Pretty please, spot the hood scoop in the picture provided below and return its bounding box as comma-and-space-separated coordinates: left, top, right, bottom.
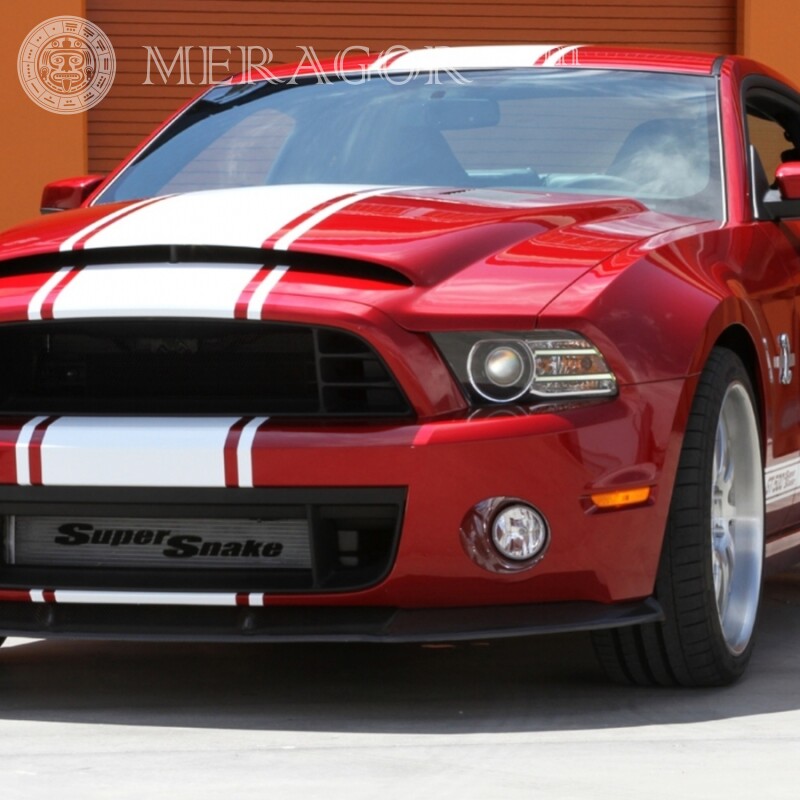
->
0, 244, 413, 287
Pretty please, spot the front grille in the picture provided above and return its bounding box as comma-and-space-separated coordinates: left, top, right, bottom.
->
0, 321, 411, 417
0, 486, 405, 593
12, 516, 312, 569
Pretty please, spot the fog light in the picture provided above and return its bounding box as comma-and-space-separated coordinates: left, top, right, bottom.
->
491, 504, 548, 561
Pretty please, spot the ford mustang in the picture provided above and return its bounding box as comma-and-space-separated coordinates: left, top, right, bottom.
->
1, 44, 799, 686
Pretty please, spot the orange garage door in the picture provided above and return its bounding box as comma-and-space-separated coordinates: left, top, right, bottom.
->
87, 0, 737, 174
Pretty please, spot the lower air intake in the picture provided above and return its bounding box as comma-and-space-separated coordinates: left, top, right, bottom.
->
0, 487, 405, 593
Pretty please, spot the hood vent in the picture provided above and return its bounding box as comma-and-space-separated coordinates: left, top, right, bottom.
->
0, 245, 413, 287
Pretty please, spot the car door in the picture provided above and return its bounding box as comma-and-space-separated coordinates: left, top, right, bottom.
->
744, 85, 800, 534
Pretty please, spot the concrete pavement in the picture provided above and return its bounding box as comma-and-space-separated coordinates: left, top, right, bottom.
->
1, 571, 800, 798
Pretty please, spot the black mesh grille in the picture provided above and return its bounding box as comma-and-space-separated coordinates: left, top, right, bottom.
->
0, 321, 411, 417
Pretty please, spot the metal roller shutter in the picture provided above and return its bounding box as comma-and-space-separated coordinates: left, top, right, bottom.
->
87, 0, 737, 174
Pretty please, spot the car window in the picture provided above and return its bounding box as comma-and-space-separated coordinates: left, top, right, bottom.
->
745, 89, 800, 216
444, 94, 715, 200
97, 69, 723, 220
747, 111, 790, 181
159, 108, 295, 194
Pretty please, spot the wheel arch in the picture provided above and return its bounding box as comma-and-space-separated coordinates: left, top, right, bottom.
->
683, 290, 774, 457
713, 323, 767, 449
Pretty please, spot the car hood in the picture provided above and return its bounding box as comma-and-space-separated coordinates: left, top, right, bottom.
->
0, 184, 700, 324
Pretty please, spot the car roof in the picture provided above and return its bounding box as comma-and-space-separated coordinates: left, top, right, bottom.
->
229, 44, 723, 85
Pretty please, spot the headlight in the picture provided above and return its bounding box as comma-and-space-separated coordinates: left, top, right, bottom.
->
467, 339, 533, 402
434, 330, 617, 404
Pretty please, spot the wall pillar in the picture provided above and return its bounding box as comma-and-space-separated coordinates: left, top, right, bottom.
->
0, 2, 88, 232
740, 0, 800, 85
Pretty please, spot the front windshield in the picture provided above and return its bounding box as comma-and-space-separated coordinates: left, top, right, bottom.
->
97, 68, 723, 220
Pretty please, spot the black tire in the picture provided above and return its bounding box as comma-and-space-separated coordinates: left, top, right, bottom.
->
592, 348, 765, 686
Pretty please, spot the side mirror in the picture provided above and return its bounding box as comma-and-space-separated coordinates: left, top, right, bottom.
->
40, 175, 104, 214
775, 162, 800, 200
763, 161, 800, 220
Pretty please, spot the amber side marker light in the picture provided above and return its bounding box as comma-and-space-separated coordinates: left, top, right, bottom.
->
590, 487, 651, 510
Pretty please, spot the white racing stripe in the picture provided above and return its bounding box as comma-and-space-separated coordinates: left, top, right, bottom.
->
369, 45, 573, 72
47, 262, 266, 319
73, 184, 378, 251
236, 417, 267, 487
42, 184, 398, 319
15, 416, 49, 486
245, 264, 289, 320
37, 417, 242, 487
33, 590, 241, 606
272, 186, 407, 250
28, 267, 75, 320
23, 590, 270, 606
59, 197, 165, 252
247, 593, 267, 606
542, 45, 583, 66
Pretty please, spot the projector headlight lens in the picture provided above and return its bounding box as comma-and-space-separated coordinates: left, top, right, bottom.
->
485, 346, 525, 386
467, 339, 533, 402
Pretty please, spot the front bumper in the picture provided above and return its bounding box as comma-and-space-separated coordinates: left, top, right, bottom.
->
0, 378, 687, 634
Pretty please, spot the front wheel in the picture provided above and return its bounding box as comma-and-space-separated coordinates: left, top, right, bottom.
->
593, 348, 765, 686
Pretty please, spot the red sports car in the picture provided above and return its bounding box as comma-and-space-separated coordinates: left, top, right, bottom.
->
0, 44, 798, 686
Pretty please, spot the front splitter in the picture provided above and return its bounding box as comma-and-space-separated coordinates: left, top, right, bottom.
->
0, 596, 664, 643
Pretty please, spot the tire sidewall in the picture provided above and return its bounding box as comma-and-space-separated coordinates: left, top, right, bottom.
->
660, 348, 764, 684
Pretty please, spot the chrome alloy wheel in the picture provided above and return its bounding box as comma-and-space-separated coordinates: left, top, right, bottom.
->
711, 381, 764, 656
